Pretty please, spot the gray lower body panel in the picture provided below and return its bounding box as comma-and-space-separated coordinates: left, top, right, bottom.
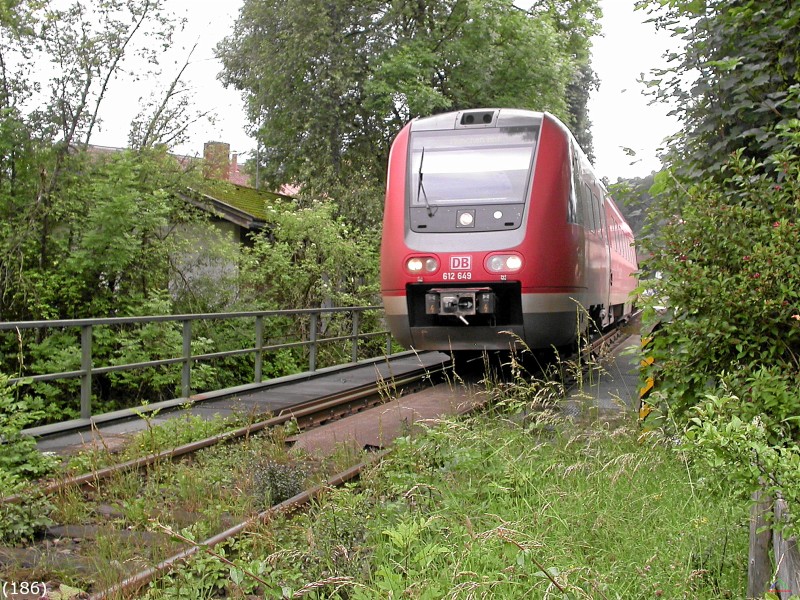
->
385, 293, 583, 351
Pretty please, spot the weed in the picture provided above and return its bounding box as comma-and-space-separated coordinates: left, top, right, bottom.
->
0, 487, 54, 544
51, 483, 92, 524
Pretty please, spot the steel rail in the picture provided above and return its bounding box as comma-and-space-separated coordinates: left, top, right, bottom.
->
1, 361, 446, 505
88, 450, 390, 600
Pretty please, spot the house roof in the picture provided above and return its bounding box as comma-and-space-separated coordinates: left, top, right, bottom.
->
85, 143, 292, 231
228, 156, 250, 187
184, 179, 294, 230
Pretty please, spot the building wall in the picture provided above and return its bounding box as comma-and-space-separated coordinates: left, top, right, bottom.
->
168, 218, 244, 307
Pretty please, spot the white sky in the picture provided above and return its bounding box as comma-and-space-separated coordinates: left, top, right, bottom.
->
587, 1, 681, 181
90, 0, 681, 181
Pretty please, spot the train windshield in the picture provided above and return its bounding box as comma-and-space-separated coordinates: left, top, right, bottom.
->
409, 126, 538, 206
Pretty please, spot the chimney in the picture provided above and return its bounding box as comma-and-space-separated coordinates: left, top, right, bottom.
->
203, 141, 230, 180
230, 152, 238, 176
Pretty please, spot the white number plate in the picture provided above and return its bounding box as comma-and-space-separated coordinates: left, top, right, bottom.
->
442, 272, 472, 280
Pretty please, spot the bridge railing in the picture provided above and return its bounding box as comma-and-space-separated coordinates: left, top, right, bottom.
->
0, 306, 394, 432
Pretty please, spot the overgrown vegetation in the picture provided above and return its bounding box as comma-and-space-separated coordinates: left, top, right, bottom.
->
1, 0, 602, 437
636, 0, 800, 547
0, 375, 57, 543
141, 412, 748, 599
2, 414, 330, 587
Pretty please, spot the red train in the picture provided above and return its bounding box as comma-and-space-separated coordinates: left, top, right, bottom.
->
380, 108, 637, 354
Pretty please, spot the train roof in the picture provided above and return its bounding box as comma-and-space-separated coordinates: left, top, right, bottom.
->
409, 108, 546, 132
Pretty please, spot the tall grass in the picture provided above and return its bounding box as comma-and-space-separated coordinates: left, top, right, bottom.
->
209, 414, 747, 599
142, 349, 749, 599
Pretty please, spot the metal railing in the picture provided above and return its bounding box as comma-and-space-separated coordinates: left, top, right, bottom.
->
1, 306, 393, 424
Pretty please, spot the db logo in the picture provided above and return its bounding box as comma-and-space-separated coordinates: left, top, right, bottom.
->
450, 256, 471, 270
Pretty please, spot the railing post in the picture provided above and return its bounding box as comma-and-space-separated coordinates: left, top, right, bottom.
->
386, 332, 393, 357
351, 310, 360, 363
255, 316, 264, 383
80, 325, 92, 419
182, 320, 191, 398
309, 312, 318, 372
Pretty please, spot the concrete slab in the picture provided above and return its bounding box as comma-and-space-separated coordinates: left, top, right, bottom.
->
36, 351, 448, 455
288, 382, 482, 457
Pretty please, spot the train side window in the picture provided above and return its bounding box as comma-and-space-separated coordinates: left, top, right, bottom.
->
597, 196, 607, 243
591, 192, 602, 236
567, 177, 578, 224
568, 155, 580, 224
583, 183, 594, 230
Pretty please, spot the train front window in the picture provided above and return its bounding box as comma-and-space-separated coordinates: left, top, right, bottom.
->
409, 126, 538, 207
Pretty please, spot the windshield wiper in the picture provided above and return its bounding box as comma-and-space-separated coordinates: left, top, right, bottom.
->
417, 147, 435, 217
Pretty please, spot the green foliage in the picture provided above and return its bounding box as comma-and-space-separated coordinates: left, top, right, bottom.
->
638, 0, 800, 544
197, 417, 745, 599
152, 544, 231, 600
0, 479, 54, 545
638, 0, 800, 176
685, 388, 800, 537
239, 198, 379, 311
0, 373, 56, 544
0, 0, 386, 436
0, 373, 57, 479
0, 146, 221, 322
608, 172, 657, 238
0, 0, 223, 323
640, 132, 800, 418
251, 459, 308, 508
527, 0, 603, 161
218, 0, 386, 196
363, 419, 746, 598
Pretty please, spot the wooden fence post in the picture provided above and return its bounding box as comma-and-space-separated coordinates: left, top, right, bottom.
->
773, 498, 800, 599
749, 490, 773, 598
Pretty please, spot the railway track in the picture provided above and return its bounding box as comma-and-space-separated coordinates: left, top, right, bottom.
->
1, 323, 638, 599
0, 356, 448, 596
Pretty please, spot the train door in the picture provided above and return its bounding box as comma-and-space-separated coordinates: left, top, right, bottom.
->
597, 194, 613, 327
570, 149, 587, 283
591, 190, 611, 327
579, 181, 606, 327
569, 147, 589, 334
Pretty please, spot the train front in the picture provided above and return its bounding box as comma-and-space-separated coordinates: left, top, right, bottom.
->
380, 108, 578, 352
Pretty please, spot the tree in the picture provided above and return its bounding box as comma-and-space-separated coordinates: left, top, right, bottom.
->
217, 0, 599, 224
526, 0, 602, 160
238, 197, 379, 311
638, 0, 800, 177
129, 43, 216, 150
608, 172, 656, 238
636, 0, 800, 408
217, 0, 385, 195
0, 0, 202, 321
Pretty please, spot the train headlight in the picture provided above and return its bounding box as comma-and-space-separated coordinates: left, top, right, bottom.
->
406, 256, 439, 274
457, 210, 475, 227
486, 254, 523, 273
506, 255, 522, 270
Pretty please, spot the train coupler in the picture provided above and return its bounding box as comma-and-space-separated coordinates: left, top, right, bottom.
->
425, 288, 496, 322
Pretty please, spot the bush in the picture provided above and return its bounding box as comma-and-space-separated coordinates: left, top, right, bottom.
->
640, 124, 800, 540
640, 124, 800, 419
0, 374, 57, 543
